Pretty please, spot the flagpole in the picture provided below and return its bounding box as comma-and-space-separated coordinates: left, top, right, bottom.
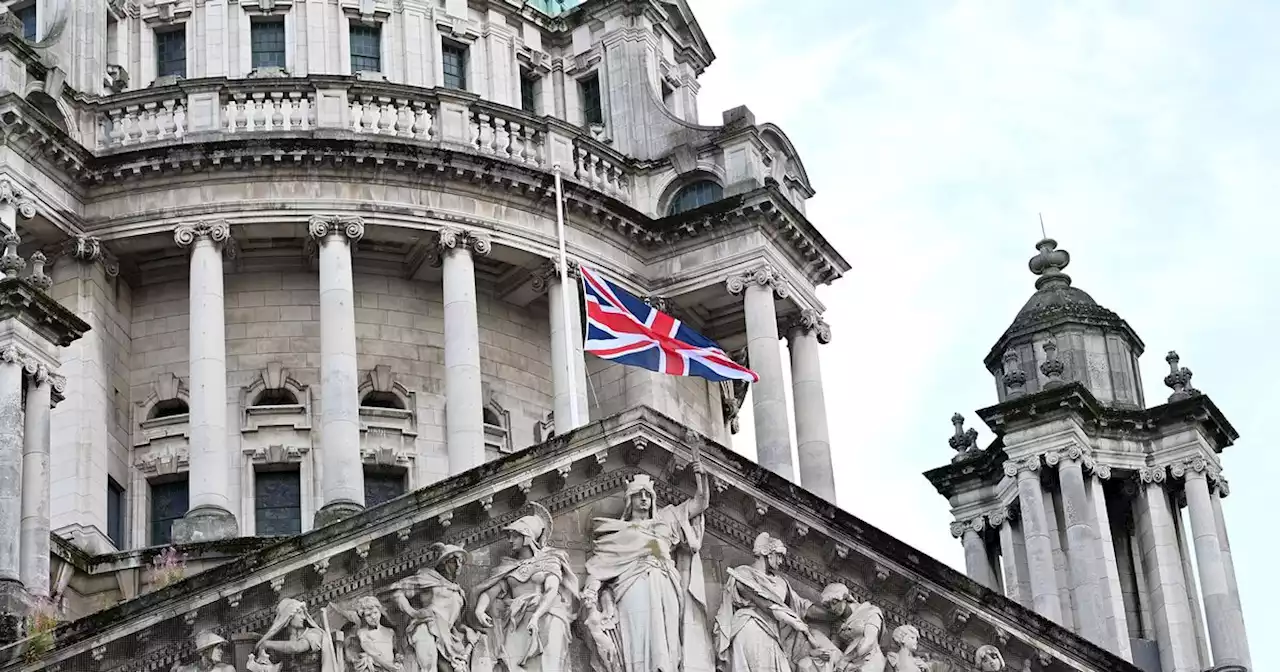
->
553, 164, 582, 429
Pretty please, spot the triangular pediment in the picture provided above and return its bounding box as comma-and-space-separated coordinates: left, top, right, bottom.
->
6, 407, 1134, 672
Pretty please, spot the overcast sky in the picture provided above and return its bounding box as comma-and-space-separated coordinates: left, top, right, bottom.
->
691, 0, 1277, 667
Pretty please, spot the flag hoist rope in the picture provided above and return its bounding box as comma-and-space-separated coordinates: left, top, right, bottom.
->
553, 165, 582, 429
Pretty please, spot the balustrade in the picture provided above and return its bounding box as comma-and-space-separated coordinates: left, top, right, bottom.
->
470, 104, 546, 167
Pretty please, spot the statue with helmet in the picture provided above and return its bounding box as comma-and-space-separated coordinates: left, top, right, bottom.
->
171, 630, 237, 672
388, 542, 479, 672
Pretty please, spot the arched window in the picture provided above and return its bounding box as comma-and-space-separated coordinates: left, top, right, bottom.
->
483, 408, 501, 426
253, 388, 298, 406
667, 180, 724, 216
148, 398, 189, 420
361, 391, 405, 410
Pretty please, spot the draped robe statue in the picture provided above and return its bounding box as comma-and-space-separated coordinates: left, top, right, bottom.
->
582, 466, 713, 672
714, 533, 813, 672
389, 543, 478, 672
250, 598, 339, 672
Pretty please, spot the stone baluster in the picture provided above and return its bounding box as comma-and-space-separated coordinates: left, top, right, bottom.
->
1005, 457, 1063, 623
19, 365, 55, 597
172, 221, 239, 542
952, 516, 996, 590
0, 347, 25, 584
1176, 459, 1245, 667
1210, 479, 1250, 669
1135, 467, 1200, 672
726, 266, 793, 481
1046, 447, 1107, 646
438, 227, 491, 474
309, 216, 367, 527
533, 260, 588, 435
786, 309, 835, 502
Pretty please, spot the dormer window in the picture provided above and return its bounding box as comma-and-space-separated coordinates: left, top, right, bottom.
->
148, 398, 189, 420
580, 73, 603, 126
668, 180, 724, 215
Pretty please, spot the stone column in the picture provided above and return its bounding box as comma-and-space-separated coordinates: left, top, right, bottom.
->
998, 514, 1033, 608
953, 517, 996, 590
172, 222, 238, 542
1006, 457, 1063, 623
726, 266, 793, 480
1048, 448, 1107, 646
1087, 470, 1133, 660
19, 366, 56, 598
439, 227, 491, 474
0, 347, 25, 585
1178, 460, 1244, 667
309, 216, 366, 527
1211, 479, 1250, 669
1135, 467, 1200, 672
535, 260, 588, 435
787, 309, 835, 502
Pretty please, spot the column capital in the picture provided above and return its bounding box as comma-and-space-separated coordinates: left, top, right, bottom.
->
1044, 445, 1094, 470
726, 265, 790, 299
174, 220, 233, 248
436, 226, 491, 257
1138, 465, 1167, 484
0, 177, 37, 219
1003, 456, 1040, 477
308, 215, 365, 243
786, 308, 832, 344
1167, 456, 1219, 481
530, 258, 580, 294
951, 515, 987, 538
41, 235, 122, 277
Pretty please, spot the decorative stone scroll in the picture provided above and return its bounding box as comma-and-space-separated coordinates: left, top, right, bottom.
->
436, 226, 491, 257
174, 220, 232, 248
787, 308, 833, 344
0, 177, 37, 220
308, 215, 366, 243
725, 264, 791, 300
41, 235, 122, 277
530, 258, 581, 294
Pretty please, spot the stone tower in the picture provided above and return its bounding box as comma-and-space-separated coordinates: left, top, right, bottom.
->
926, 238, 1251, 672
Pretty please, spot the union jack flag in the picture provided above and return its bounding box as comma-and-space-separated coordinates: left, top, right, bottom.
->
581, 265, 759, 383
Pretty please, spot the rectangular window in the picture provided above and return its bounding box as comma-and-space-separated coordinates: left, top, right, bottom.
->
251, 20, 287, 69
580, 73, 603, 126
16, 5, 36, 41
255, 470, 301, 536
520, 71, 539, 114
155, 27, 187, 79
349, 23, 382, 73
149, 478, 188, 546
107, 478, 126, 549
364, 469, 407, 508
442, 41, 468, 90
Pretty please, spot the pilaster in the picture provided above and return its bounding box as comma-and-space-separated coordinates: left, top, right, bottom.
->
726, 265, 792, 481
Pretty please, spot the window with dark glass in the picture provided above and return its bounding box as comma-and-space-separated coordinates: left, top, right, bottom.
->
255, 470, 301, 536
442, 41, 468, 90
668, 180, 724, 215
349, 24, 382, 73
150, 478, 188, 546
107, 478, 126, 549
155, 28, 187, 79
520, 71, 539, 114
148, 398, 189, 420
16, 5, 37, 41
251, 20, 286, 69
364, 469, 406, 508
253, 388, 298, 406
361, 390, 405, 409
580, 73, 603, 126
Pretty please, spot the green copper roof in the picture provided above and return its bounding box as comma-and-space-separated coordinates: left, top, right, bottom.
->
527, 0, 585, 17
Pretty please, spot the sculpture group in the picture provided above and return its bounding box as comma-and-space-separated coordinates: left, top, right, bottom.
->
180, 463, 1005, 672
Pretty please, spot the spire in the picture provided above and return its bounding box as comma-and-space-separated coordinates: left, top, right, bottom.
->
1164, 351, 1200, 402
1028, 238, 1071, 290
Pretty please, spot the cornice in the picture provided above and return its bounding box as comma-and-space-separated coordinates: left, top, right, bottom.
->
0, 277, 91, 347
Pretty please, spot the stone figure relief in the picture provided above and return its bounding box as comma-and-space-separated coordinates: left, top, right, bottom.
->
171, 631, 236, 672
713, 532, 814, 672
473, 503, 580, 672
249, 597, 339, 672
974, 645, 1005, 672
581, 463, 713, 672
389, 543, 478, 672
884, 625, 928, 672
329, 595, 405, 672
796, 583, 884, 672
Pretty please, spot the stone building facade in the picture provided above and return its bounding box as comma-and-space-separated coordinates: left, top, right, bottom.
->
0, 1, 1246, 672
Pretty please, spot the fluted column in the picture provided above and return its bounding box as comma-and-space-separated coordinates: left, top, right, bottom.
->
1006, 457, 1063, 623
953, 517, 996, 590
309, 216, 366, 527
787, 309, 835, 502
0, 347, 25, 584
727, 266, 793, 480
172, 221, 238, 542
535, 260, 588, 435
1211, 479, 1250, 669
1135, 467, 1200, 672
19, 366, 56, 597
1047, 448, 1107, 646
439, 227, 491, 474
1177, 460, 1244, 667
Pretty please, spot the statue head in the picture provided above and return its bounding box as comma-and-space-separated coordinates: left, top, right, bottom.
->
355, 596, 385, 627
623, 475, 656, 519
193, 630, 229, 665
274, 598, 310, 629
975, 644, 1005, 672
429, 543, 471, 580
819, 583, 852, 613
752, 532, 787, 571
891, 624, 920, 652
504, 515, 547, 554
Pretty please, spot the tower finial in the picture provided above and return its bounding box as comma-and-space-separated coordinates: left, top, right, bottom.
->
1164, 350, 1200, 402
1001, 349, 1027, 398
948, 413, 979, 461
1028, 238, 1071, 291
1040, 339, 1066, 388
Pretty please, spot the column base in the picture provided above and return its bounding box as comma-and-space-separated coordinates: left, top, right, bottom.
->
0, 580, 30, 646
171, 506, 239, 543
314, 501, 364, 529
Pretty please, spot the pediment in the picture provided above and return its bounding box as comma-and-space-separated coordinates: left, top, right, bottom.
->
6, 407, 1132, 672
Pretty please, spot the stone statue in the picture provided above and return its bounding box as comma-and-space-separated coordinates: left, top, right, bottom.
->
884, 625, 928, 672
713, 532, 812, 672
974, 645, 1005, 672
249, 597, 339, 672
330, 596, 404, 672
581, 465, 713, 672
800, 584, 885, 672
389, 543, 477, 672
473, 503, 580, 672
171, 631, 236, 672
